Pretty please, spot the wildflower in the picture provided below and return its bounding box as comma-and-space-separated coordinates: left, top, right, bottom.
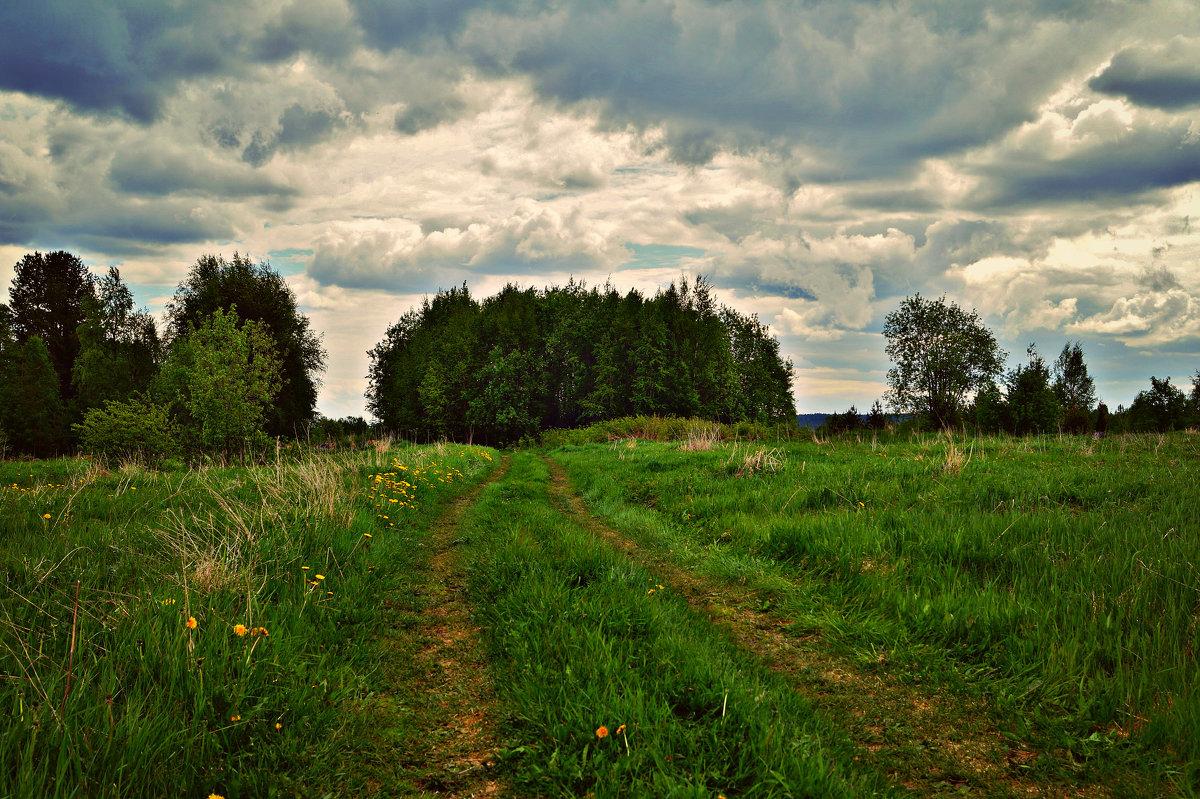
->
42, 513, 51, 519
596, 726, 609, 739
647, 589, 654, 595
858, 501, 865, 507
209, 794, 225, 799
616, 724, 626, 735
364, 533, 372, 538
252, 627, 269, 637
233, 624, 248, 637
275, 722, 283, 730
186, 617, 198, 630
315, 574, 325, 580
301, 566, 310, 571
230, 715, 240, 722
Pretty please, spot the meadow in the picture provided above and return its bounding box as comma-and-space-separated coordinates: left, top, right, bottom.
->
0, 443, 497, 797
0, 426, 1196, 797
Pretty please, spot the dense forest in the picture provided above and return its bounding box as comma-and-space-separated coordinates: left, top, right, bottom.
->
366, 278, 796, 445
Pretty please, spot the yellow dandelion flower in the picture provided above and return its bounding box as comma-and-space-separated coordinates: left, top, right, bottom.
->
301, 566, 309, 571
596, 726, 609, 739
230, 714, 240, 722
364, 533, 372, 538
616, 724, 626, 735
42, 513, 51, 519
209, 794, 225, 799
186, 617, 198, 630
252, 626, 269, 637
315, 574, 325, 580
233, 624, 248, 637
275, 722, 283, 730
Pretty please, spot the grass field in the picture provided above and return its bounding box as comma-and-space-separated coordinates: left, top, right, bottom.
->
1, 426, 1196, 797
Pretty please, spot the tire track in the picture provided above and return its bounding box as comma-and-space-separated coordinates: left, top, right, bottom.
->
541, 454, 1129, 798
403, 454, 511, 798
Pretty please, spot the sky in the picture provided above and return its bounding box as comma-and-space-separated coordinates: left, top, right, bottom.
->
1, 1, 1198, 418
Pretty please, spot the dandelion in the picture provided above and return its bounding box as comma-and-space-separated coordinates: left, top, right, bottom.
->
596, 726, 609, 739
252, 627, 269, 637
233, 624, 248, 637
275, 722, 283, 730
301, 566, 310, 571
315, 574, 325, 580
647, 589, 654, 595
209, 794, 225, 799
230, 715, 240, 722
858, 501, 865, 507
186, 617, 198, 630
616, 724, 626, 735
42, 513, 51, 519
364, 533, 372, 538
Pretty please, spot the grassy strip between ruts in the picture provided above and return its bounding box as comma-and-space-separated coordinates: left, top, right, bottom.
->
549, 433, 1198, 796
460, 451, 897, 798
0, 443, 497, 798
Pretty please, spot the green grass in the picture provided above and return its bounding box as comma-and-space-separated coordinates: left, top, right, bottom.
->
551, 431, 1200, 793
458, 451, 896, 798
0, 443, 497, 798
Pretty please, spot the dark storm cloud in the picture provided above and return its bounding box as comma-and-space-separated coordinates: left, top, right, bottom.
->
1090, 41, 1200, 109
110, 147, 297, 199
0, 0, 246, 123
979, 127, 1200, 208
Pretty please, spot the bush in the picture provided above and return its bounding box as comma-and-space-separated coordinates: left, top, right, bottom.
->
74, 394, 180, 466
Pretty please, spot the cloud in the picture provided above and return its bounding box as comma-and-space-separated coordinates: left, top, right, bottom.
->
110, 141, 297, 198
1090, 38, 1200, 109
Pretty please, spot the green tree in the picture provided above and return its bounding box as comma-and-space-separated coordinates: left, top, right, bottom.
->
1005, 345, 1062, 435
883, 294, 1005, 429
72, 269, 162, 413
161, 307, 281, 460
3, 336, 65, 456
1052, 341, 1096, 433
167, 253, 324, 437
1126, 376, 1187, 432
7, 250, 96, 403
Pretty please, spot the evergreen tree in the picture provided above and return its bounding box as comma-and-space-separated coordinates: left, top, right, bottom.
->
5, 336, 65, 456
7, 250, 96, 403
1052, 341, 1096, 433
1005, 345, 1062, 435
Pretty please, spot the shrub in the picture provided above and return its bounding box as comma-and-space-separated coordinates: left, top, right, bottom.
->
74, 394, 180, 466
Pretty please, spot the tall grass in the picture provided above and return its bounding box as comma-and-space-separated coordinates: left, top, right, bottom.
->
0, 444, 496, 798
459, 452, 893, 797
552, 431, 1200, 791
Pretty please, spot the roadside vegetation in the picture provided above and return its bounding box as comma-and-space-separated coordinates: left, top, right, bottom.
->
0, 442, 497, 798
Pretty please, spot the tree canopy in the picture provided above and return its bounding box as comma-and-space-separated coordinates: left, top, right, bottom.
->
7, 250, 96, 402
884, 294, 1005, 429
367, 277, 795, 445
167, 253, 325, 437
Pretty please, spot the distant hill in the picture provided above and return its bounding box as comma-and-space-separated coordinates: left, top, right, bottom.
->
796, 413, 828, 429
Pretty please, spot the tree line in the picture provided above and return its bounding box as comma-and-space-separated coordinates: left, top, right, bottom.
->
834, 293, 1200, 435
366, 278, 797, 446
0, 251, 325, 461
3, 251, 1196, 460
